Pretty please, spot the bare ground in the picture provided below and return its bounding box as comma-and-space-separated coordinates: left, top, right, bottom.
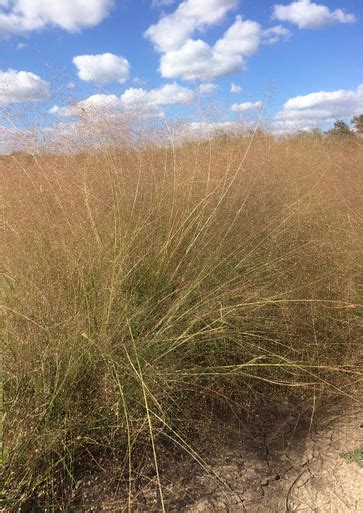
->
74, 401, 362, 512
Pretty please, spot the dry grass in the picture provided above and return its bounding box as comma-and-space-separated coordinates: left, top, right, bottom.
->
2, 128, 362, 510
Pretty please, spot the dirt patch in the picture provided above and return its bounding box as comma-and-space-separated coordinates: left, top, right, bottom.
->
73, 402, 362, 512
185, 406, 363, 513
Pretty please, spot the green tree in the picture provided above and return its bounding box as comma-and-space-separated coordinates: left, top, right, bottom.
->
351, 114, 363, 134
327, 119, 353, 138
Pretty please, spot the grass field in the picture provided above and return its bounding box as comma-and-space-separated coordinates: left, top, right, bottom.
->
2, 128, 362, 511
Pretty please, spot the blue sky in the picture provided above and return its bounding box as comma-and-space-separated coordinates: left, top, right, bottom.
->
0, 0, 362, 147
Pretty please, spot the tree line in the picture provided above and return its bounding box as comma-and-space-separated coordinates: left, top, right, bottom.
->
328, 114, 363, 137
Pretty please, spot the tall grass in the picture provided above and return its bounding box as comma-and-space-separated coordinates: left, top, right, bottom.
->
2, 128, 362, 510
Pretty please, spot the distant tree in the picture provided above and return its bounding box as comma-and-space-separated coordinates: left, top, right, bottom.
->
351, 114, 363, 134
327, 119, 354, 138
213, 129, 232, 143
296, 128, 323, 140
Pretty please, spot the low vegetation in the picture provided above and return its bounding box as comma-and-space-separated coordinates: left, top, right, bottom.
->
2, 126, 362, 510
342, 446, 363, 468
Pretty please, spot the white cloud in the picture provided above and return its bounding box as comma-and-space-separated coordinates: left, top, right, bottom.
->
272, 83, 363, 133
272, 0, 356, 29
145, 0, 238, 52
177, 0, 238, 25
263, 24, 291, 43
144, 0, 290, 80
145, 1, 291, 81
0, 69, 50, 104
231, 100, 262, 113
121, 82, 194, 110
159, 17, 289, 81
49, 82, 195, 117
214, 17, 263, 57
0, 0, 114, 38
159, 38, 245, 81
198, 82, 218, 94
152, 0, 175, 7
83, 94, 120, 110
73, 53, 130, 84
230, 82, 241, 93
181, 120, 243, 139
49, 94, 121, 117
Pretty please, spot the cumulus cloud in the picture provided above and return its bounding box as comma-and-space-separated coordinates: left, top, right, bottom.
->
158, 15, 290, 80
73, 53, 130, 84
145, 0, 238, 52
49, 95, 121, 117
0, 69, 50, 104
263, 24, 291, 43
0, 0, 114, 38
181, 120, 243, 139
272, 0, 356, 29
198, 82, 218, 94
146, 1, 290, 82
159, 38, 245, 81
49, 82, 195, 117
272, 83, 363, 133
215, 17, 263, 56
121, 82, 194, 109
230, 82, 241, 93
231, 100, 262, 113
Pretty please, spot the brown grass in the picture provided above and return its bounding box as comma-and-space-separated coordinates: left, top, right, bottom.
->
2, 129, 362, 510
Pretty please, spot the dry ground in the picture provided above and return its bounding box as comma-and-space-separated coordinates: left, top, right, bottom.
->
72, 400, 362, 512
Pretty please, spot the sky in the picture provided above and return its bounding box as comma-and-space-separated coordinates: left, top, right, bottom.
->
0, 0, 362, 150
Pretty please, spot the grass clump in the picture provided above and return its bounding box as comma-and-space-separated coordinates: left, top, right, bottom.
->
2, 129, 362, 510
342, 446, 363, 468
